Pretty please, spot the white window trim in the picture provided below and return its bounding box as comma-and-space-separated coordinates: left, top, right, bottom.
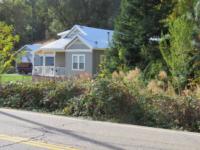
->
72, 54, 85, 71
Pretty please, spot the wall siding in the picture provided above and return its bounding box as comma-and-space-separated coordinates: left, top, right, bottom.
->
68, 39, 90, 49
65, 51, 93, 76
55, 52, 65, 67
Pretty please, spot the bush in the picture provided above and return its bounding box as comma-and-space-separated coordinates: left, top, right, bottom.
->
0, 80, 84, 111
64, 70, 200, 132
138, 95, 200, 131
6, 66, 16, 74
0, 70, 200, 132
64, 78, 141, 122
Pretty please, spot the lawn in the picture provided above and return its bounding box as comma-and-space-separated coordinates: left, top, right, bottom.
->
0, 74, 32, 83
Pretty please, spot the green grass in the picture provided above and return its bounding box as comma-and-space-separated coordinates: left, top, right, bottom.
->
0, 74, 32, 83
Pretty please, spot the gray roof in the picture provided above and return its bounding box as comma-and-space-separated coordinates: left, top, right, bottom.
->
45, 25, 114, 50
74, 25, 113, 49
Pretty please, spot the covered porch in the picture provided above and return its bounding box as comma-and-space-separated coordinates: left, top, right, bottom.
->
33, 50, 66, 77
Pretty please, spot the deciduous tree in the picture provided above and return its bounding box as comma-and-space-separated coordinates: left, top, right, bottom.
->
0, 22, 19, 79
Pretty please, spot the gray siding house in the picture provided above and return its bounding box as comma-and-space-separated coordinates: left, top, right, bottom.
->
16, 44, 42, 74
32, 25, 113, 77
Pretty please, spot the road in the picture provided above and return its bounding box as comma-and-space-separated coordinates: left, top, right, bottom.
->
0, 109, 199, 150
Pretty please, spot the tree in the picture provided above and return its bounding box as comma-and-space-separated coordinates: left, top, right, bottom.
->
159, 0, 197, 89
160, 17, 194, 89
0, 0, 120, 45
0, 22, 19, 80
48, 0, 120, 30
105, 0, 174, 72
0, 0, 31, 45
190, 0, 200, 83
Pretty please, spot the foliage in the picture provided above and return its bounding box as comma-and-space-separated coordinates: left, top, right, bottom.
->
143, 60, 166, 80
0, 0, 120, 45
189, 0, 200, 83
160, 17, 194, 89
105, 0, 174, 71
64, 78, 138, 122
159, 0, 200, 90
63, 71, 200, 132
0, 0, 30, 45
1, 0, 200, 133
0, 22, 19, 79
0, 80, 84, 111
1, 71, 200, 132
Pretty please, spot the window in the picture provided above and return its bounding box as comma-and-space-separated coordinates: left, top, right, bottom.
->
39, 56, 43, 66
72, 55, 85, 70
45, 57, 54, 66
34, 56, 43, 66
100, 55, 105, 63
72, 55, 78, 69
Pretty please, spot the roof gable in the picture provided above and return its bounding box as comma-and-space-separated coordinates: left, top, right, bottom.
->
73, 25, 113, 49
57, 25, 87, 39
62, 25, 114, 49
67, 38, 90, 49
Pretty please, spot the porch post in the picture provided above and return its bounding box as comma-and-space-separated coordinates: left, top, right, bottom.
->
54, 51, 56, 77
32, 52, 35, 75
43, 53, 45, 76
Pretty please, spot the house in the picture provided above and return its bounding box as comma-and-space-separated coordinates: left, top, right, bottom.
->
16, 44, 42, 74
32, 25, 113, 77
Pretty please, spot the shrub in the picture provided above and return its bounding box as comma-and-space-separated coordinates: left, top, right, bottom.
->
42, 81, 83, 111
64, 78, 142, 122
63, 72, 200, 132
0, 80, 84, 111
1, 71, 200, 132
0, 82, 43, 109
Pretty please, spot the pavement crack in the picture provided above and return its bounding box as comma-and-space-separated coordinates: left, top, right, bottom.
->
0, 131, 46, 149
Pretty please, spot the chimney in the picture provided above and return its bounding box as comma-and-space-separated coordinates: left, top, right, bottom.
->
107, 32, 110, 43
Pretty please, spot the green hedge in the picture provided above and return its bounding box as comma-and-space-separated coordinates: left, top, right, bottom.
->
0, 81, 84, 111
0, 78, 200, 132
64, 79, 140, 122
63, 78, 200, 132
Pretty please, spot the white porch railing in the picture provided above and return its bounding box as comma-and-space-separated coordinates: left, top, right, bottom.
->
44, 66, 55, 77
33, 66, 65, 77
55, 67, 65, 76
33, 66, 43, 76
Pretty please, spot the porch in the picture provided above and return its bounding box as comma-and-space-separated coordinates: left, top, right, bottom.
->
32, 51, 66, 77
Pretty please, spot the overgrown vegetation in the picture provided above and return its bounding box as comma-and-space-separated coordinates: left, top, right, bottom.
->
0, 80, 85, 112
1, 0, 200, 133
105, 0, 200, 92
1, 71, 200, 132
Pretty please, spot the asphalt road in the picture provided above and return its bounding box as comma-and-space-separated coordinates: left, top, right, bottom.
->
0, 108, 199, 150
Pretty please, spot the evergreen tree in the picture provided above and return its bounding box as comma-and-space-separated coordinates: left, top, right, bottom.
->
106, 0, 174, 72
190, 0, 200, 82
